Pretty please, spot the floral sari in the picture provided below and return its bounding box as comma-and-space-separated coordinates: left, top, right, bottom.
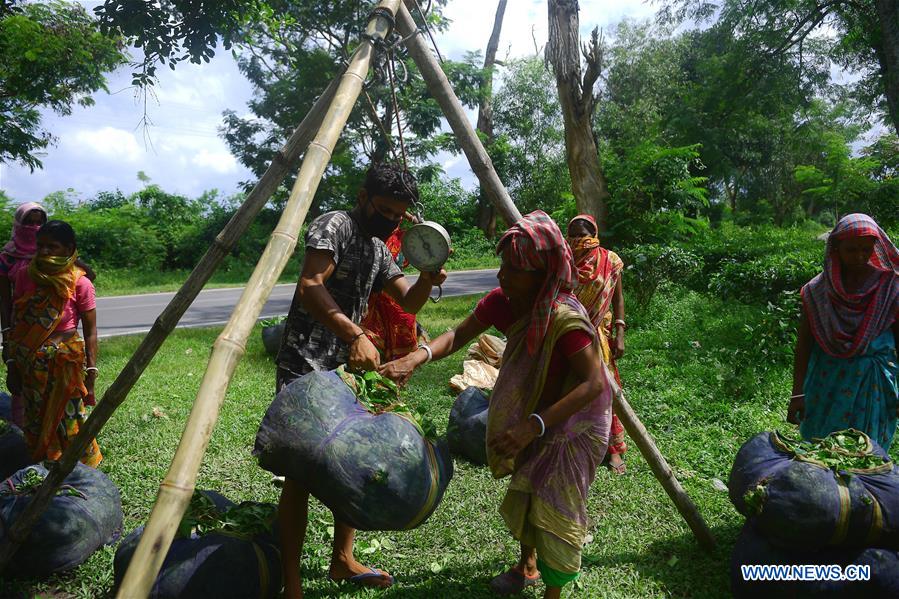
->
569, 214, 627, 455
8, 264, 101, 466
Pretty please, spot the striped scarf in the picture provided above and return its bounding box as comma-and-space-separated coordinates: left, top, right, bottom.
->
497, 210, 577, 355
802, 213, 899, 358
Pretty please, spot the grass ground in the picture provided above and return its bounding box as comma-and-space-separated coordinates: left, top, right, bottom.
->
3, 287, 897, 598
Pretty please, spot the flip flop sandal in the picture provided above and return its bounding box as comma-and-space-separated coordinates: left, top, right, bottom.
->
330, 567, 395, 588
610, 462, 627, 475
488, 569, 540, 595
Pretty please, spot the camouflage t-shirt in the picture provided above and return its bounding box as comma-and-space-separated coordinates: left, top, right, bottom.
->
276, 210, 403, 377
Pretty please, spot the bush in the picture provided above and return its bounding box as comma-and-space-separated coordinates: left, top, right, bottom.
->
738, 289, 802, 365
618, 244, 703, 319
678, 222, 824, 303
707, 253, 819, 305
417, 178, 478, 239
64, 207, 166, 270
445, 227, 500, 270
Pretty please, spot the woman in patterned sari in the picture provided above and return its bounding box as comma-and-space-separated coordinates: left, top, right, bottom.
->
1, 202, 48, 426
567, 214, 629, 473
5, 220, 101, 466
380, 211, 616, 598
789, 213, 898, 450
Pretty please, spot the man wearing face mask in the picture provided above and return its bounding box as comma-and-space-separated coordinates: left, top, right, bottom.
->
273, 162, 447, 597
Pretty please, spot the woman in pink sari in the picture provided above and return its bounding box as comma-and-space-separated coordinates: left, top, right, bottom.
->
381, 211, 615, 598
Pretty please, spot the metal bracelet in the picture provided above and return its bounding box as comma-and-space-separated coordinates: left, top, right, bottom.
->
528, 413, 545, 437
418, 343, 432, 363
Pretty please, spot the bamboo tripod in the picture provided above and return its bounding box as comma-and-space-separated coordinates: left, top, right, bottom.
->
0, 1, 713, 593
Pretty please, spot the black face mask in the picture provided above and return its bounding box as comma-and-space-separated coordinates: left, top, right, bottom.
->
361, 200, 401, 240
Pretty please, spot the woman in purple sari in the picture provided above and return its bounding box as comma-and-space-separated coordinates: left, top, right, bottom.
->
381, 211, 615, 598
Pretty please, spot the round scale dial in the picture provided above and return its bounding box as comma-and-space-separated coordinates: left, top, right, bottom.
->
402, 221, 451, 272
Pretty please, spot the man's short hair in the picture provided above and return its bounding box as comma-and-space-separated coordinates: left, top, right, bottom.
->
363, 162, 418, 203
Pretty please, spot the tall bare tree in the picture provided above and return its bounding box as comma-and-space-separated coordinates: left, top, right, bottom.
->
546, 0, 609, 228
476, 0, 508, 237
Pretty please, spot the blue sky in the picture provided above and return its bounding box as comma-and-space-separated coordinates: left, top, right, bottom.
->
0, 0, 660, 204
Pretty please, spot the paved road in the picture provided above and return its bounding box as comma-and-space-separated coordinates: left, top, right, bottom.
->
95, 268, 499, 338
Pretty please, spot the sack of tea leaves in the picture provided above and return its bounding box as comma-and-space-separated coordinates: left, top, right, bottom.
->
0, 391, 11, 421
729, 429, 899, 549
447, 387, 489, 465
114, 490, 281, 599
731, 522, 899, 598
254, 369, 453, 531
0, 420, 31, 480
0, 463, 122, 577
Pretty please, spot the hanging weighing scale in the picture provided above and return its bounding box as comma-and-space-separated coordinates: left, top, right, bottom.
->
402, 220, 451, 302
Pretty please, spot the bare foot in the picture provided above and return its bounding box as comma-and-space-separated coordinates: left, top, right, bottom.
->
328, 557, 393, 588
515, 561, 539, 578
609, 453, 627, 475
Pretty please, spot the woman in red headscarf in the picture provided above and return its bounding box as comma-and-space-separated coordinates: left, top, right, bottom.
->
566, 214, 629, 474
789, 213, 899, 450
380, 211, 616, 598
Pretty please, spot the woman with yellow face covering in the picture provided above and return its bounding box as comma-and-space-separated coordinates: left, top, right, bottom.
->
5, 220, 101, 467
567, 215, 629, 474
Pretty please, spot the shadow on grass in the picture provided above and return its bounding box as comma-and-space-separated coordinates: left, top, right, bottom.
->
301, 563, 526, 599
581, 523, 742, 599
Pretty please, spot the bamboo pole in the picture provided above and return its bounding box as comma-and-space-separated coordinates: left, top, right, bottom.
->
115, 3, 401, 596
614, 391, 716, 551
0, 71, 344, 575
396, 2, 522, 227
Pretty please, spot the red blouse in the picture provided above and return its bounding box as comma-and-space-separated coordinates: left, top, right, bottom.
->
474, 288, 591, 377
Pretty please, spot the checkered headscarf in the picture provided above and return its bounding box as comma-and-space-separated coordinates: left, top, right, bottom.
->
497, 210, 577, 355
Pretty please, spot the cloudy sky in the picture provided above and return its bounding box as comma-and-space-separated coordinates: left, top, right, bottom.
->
0, 0, 657, 204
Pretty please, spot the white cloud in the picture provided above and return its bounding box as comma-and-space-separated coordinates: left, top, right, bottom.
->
71, 127, 142, 163
191, 148, 238, 174
437, 0, 657, 62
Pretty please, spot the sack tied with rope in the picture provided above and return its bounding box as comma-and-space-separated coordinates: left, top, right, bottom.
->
0, 462, 122, 577
113, 490, 282, 599
254, 369, 453, 531
729, 429, 899, 549
447, 386, 489, 466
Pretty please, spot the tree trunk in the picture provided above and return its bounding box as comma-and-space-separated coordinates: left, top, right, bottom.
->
546, 0, 609, 230
875, 0, 899, 135
476, 0, 507, 238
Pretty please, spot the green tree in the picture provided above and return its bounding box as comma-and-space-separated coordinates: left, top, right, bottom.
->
596, 21, 709, 240
96, 0, 483, 213
795, 132, 899, 225
94, 0, 261, 85
662, 0, 899, 136
218, 3, 483, 212
491, 56, 571, 217
0, 1, 126, 170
